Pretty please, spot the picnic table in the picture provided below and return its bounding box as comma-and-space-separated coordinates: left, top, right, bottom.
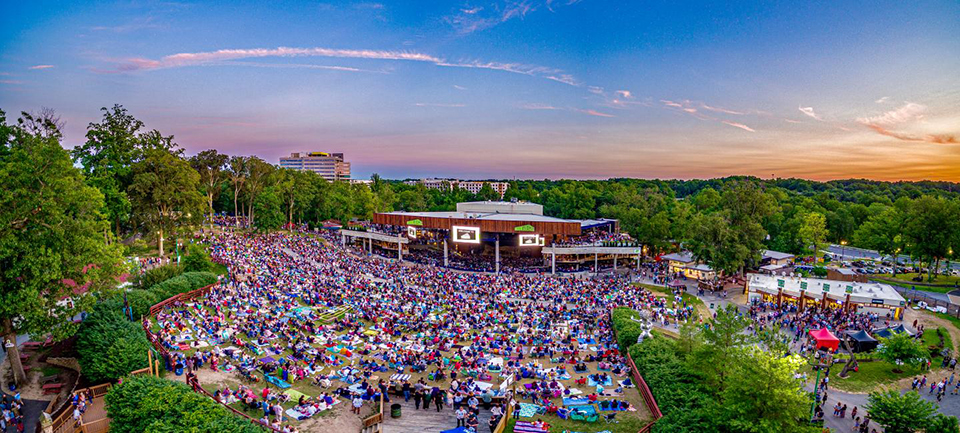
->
42, 383, 63, 395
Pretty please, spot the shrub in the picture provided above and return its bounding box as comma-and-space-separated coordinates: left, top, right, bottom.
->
611, 307, 647, 350
105, 375, 262, 433
147, 271, 218, 300
182, 243, 214, 273
76, 302, 151, 383
124, 290, 161, 318
135, 264, 183, 289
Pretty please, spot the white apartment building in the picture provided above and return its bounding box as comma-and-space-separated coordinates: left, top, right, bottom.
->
279, 152, 351, 181
404, 179, 509, 198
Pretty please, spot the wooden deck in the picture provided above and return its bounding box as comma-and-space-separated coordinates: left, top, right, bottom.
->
382, 399, 493, 433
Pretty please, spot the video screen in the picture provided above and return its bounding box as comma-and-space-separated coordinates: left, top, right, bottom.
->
452, 226, 480, 244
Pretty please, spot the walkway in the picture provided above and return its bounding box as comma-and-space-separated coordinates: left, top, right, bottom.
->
382, 399, 493, 433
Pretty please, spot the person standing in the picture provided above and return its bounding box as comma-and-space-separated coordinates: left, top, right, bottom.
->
434, 390, 444, 412
456, 407, 467, 427
413, 390, 422, 410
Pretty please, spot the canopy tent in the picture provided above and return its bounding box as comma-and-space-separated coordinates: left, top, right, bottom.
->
844, 330, 879, 353
809, 328, 840, 352
873, 324, 914, 340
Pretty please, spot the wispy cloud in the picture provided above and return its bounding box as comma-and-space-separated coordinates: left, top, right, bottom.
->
577, 109, 615, 118
415, 103, 466, 107
446, 1, 580, 34
520, 103, 614, 117
212, 61, 384, 73
875, 96, 889, 104
0, 80, 24, 85
856, 103, 956, 143
721, 120, 756, 132
700, 103, 743, 115
29, 65, 54, 70
857, 102, 925, 125
102, 45, 580, 87
798, 106, 822, 121
91, 16, 161, 33
453, 85, 467, 90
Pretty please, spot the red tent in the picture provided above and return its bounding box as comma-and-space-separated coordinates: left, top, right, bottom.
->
809, 328, 840, 352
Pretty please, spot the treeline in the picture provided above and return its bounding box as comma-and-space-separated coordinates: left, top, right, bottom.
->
4, 104, 959, 281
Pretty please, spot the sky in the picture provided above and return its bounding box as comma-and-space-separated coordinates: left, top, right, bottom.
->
2, 0, 959, 181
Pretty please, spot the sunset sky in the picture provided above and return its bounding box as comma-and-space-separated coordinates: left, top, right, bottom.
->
2, 0, 959, 181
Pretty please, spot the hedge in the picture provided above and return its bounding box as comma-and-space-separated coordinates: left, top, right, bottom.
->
182, 243, 215, 273
105, 375, 262, 433
76, 302, 151, 384
147, 271, 218, 300
135, 264, 183, 289
611, 307, 647, 351
628, 336, 716, 433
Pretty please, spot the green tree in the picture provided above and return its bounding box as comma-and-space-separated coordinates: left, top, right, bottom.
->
76, 301, 151, 383
866, 390, 938, 433
720, 349, 815, 433
189, 149, 229, 228
253, 187, 284, 232
854, 204, 907, 274
476, 182, 501, 201
876, 332, 929, 372
926, 413, 960, 433
128, 149, 204, 256
688, 212, 746, 276
72, 105, 181, 236
0, 111, 124, 384
181, 243, 213, 273
227, 155, 248, 220
242, 157, 273, 227
798, 212, 829, 260
904, 196, 960, 281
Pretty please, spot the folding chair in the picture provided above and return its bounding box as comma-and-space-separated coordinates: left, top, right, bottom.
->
604, 413, 618, 424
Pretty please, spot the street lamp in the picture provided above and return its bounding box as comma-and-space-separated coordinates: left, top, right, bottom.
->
840, 240, 847, 263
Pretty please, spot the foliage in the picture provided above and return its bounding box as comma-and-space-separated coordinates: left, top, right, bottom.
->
105, 374, 262, 433
128, 148, 204, 255
252, 187, 284, 232
0, 109, 124, 382
798, 212, 828, 257
181, 243, 214, 273
865, 390, 941, 433
611, 307, 647, 350
76, 301, 151, 383
628, 305, 817, 433
135, 264, 184, 289
876, 332, 929, 369
148, 272, 217, 299
189, 149, 229, 224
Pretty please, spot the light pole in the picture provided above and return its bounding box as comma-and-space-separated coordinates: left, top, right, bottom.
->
840, 240, 847, 263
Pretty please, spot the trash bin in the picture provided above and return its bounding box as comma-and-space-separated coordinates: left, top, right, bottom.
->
391, 403, 401, 418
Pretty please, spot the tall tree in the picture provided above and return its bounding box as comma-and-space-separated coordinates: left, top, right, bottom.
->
189, 149, 229, 228
798, 212, 829, 261
854, 204, 907, 274
243, 157, 272, 227
866, 390, 939, 433
128, 149, 204, 256
904, 196, 960, 281
227, 156, 248, 221
0, 111, 123, 384
72, 105, 181, 236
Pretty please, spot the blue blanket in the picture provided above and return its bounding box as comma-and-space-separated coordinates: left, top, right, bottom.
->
563, 397, 591, 406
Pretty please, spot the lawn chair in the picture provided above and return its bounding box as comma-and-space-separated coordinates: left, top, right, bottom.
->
604, 413, 618, 424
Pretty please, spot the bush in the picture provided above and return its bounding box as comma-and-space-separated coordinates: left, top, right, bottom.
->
105, 375, 262, 433
135, 264, 183, 289
125, 290, 161, 318
629, 336, 716, 433
147, 271, 217, 300
77, 302, 151, 383
182, 244, 214, 273
611, 307, 647, 350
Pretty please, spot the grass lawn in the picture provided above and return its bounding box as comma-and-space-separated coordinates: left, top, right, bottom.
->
503, 412, 649, 433
934, 311, 960, 336
826, 360, 925, 393
636, 283, 711, 319
874, 274, 960, 293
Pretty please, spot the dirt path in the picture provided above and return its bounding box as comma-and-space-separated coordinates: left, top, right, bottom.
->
905, 307, 960, 352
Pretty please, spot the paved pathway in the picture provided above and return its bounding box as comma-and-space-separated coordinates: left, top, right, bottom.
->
382, 398, 493, 433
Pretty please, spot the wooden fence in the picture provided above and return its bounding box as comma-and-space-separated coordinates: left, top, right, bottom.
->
608, 311, 663, 433
144, 284, 276, 432
492, 401, 515, 433
360, 393, 384, 432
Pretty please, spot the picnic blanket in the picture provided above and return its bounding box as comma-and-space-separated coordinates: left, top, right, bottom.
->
517, 403, 542, 418
263, 374, 291, 389
513, 421, 548, 433
588, 376, 613, 386
284, 389, 307, 401
563, 397, 591, 406
390, 373, 411, 382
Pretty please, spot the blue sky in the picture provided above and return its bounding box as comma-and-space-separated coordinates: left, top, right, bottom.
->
2, 0, 959, 180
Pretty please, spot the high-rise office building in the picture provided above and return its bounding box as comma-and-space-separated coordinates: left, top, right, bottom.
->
279, 152, 351, 181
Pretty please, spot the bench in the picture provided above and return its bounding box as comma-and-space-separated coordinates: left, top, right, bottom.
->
41, 374, 61, 385
42, 383, 63, 395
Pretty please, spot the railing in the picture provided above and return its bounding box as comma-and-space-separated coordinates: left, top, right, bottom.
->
360, 393, 384, 431
144, 284, 275, 432
608, 311, 663, 433
492, 401, 515, 433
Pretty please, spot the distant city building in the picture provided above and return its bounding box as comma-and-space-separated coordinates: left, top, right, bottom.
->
404, 178, 509, 198
279, 152, 351, 181
350, 179, 373, 186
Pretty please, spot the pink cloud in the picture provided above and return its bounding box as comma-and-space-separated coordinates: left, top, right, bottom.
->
29, 65, 54, 70
721, 120, 756, 132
